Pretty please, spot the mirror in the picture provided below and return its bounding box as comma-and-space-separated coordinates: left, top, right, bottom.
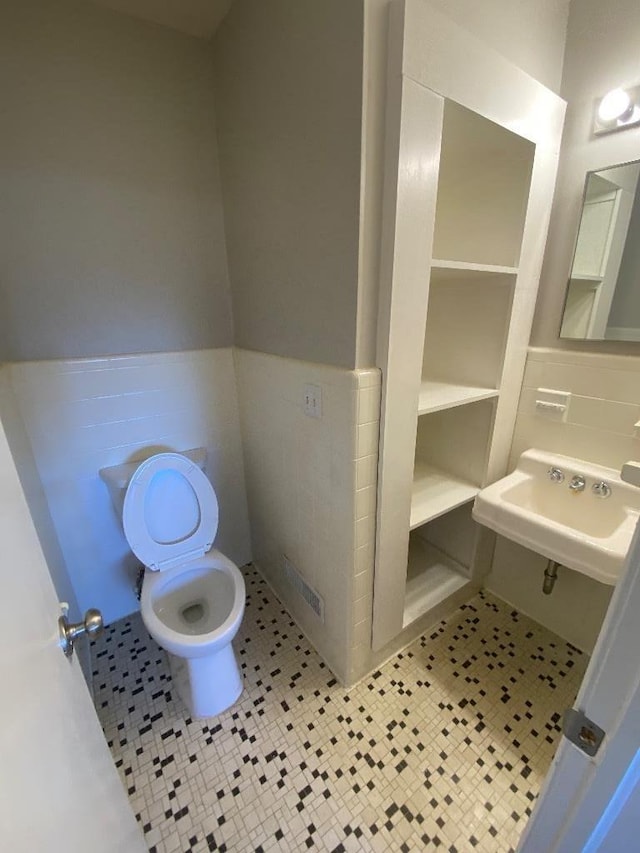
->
560, 159, 640, 341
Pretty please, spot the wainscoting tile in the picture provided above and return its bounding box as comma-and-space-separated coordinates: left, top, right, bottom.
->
235, 352, 380, 684
9, 348, 251, 623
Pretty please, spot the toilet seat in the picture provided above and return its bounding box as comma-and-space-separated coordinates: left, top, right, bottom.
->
123, 452, 219, 571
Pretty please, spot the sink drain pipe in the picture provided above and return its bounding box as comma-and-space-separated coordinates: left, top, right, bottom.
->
543, 560, 561, 595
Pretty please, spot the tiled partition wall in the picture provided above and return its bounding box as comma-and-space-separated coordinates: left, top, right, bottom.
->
234, 349, 381, 686
486, 347, 640, 651
8, 349, 251, 624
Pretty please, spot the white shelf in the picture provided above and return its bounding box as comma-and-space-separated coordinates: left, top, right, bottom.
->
431, 258, 518, 279
403, 537, 470, 628
410, 461, 479, 529
570, 273, 602, 281
418, 380, 499, 415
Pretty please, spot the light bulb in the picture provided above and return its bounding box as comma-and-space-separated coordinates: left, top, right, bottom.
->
598, 88, 633, 123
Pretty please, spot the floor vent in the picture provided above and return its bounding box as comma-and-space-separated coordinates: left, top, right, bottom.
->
283, 555, 325, 622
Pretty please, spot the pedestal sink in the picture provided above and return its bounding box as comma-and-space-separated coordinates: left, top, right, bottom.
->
473, 449, 640, 585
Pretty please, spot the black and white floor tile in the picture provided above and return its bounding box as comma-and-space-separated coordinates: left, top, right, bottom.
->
92, 567, 586, 853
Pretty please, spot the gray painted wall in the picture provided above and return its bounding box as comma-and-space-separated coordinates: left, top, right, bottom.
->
212, 0, 364, 368
0, 0, 233, 362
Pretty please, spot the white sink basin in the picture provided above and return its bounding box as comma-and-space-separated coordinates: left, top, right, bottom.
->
473, 449, 640, 585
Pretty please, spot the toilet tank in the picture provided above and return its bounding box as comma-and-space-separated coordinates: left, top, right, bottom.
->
99, 447, 207, 520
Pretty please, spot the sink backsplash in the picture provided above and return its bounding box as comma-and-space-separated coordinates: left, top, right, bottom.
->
512, 348, 640, 472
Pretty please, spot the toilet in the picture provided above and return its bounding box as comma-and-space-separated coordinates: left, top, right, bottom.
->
102, 450, 245, 718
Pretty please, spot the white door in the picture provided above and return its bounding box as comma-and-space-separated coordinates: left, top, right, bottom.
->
519, 504, 640, 851
0, 419, 146, 852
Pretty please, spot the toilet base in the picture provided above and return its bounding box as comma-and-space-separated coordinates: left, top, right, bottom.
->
169, 643, 243, 719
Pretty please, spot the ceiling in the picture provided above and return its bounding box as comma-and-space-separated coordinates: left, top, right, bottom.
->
86, 0, 235, 39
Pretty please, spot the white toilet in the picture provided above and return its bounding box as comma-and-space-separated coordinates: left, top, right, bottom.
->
102, 450, 245, 718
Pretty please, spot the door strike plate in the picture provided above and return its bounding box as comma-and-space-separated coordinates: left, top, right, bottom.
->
562, 708, 605, 757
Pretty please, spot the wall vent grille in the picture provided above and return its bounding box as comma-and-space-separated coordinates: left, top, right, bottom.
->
282, 555, 325, 622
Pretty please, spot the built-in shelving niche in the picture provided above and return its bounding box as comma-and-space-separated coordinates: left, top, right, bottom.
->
432, 101, 536, 268
402, 103, 533, 631
404, 504, 478, 629
411, 397, 496, 530
420, 266, 516, 412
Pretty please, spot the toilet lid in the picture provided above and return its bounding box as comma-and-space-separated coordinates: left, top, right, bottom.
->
122, 452, 219, 571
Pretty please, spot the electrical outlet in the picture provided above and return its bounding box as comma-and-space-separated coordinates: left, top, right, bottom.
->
303, 384, 322, 418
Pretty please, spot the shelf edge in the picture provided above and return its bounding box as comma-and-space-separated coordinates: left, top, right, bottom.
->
417, 384, 499, 415
431, 258, 519, 276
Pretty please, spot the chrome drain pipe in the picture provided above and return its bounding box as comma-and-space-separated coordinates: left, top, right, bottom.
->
543, 560, 561, 595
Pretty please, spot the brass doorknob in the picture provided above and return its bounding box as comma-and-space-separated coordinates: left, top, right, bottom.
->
59, 608, 104, 658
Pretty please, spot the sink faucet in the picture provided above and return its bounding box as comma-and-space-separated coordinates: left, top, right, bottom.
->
569, 474, 586, 492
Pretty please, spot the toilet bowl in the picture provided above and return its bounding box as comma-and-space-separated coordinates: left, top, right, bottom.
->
109, 451, 246, 718
141, 551, 245, 717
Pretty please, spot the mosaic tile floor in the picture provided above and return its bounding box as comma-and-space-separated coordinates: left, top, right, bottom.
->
92, 567, 586, 853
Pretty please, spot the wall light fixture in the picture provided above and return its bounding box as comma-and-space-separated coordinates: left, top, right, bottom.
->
594, 85, 640, 134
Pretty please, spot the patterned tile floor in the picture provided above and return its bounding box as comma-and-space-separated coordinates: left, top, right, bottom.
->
92, 566, 586, 853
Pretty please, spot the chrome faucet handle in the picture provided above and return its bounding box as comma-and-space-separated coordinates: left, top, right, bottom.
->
592, 481, 612, 499
548, 467, 564, 483
569, 474, 586, 492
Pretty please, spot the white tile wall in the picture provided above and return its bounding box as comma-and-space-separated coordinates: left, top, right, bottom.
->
511, 348, 640, 470
234, 349, 381, 686
8, 348, 251, 624
486, 346, 640, 651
